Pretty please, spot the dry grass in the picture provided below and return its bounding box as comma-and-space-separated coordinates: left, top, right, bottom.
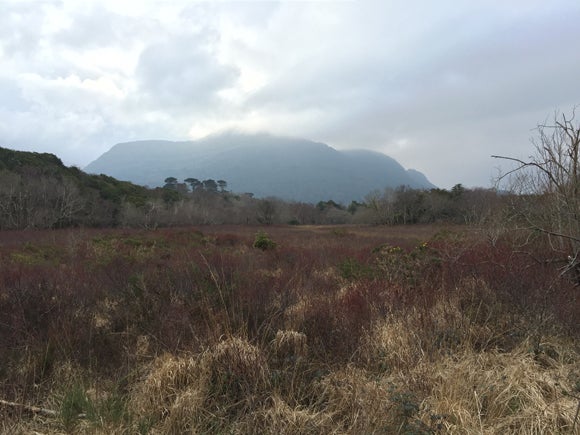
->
1, 225, 579, 434
271, 330, 308, 363
356, 276, 580, 434
424, 342, 579, 434
130, 336, 271, 433
232, 395, 337, 435
315, 365, 397, 433
199, 336, 270, 408
130, 353, 199, 423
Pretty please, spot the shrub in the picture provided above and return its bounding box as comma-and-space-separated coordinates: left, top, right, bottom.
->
337, 257, 373, 280
253, 231, 277, 250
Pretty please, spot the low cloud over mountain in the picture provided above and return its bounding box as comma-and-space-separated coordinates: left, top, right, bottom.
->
85, 132, 435, 203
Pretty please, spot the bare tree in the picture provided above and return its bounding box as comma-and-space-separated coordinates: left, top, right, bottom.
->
256, 198, 277, 225
364, 188, 396, 225
493, 107, 580, 282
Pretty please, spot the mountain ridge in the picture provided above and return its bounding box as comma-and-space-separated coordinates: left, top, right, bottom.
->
85, 132, 435, 203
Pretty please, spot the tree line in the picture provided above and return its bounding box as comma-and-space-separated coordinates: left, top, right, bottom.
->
0, 151, 504, 229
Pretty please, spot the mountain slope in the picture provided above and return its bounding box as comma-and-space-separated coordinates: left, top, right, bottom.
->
85, 132, 435, 203
0, 146, 151, 229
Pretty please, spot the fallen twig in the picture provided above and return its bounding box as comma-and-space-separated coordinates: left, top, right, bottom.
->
0, 398, 57, 417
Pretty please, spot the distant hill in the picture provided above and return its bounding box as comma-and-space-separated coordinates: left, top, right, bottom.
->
85, 132, 435, 203
0, 146, 151, 228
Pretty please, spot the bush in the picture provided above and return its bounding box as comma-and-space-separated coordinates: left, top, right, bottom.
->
253, 231, 277, 250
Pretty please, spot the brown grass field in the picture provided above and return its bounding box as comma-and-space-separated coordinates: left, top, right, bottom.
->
0, 224, 578, 434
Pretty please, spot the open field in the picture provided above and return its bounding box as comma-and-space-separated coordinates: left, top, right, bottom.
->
0, 224, 578, 434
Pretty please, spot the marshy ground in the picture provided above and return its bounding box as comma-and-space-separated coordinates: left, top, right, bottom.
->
0, 225, 578, 434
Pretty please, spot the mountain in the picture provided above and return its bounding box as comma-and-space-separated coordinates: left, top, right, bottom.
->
85, 132, 435, 203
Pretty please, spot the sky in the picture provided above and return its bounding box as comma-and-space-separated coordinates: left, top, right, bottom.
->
1, 0, 579, 189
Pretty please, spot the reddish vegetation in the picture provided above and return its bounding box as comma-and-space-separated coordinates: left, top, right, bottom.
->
0, 225, 578, 433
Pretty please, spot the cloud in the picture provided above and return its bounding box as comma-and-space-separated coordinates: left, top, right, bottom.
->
224, 1, 580, 186
53, 3, 153, 50
134, 35, 239, 112
0, 0, 579, 188
0, 1, 55, 56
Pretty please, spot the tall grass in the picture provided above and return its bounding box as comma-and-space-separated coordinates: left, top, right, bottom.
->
0, 225, 578, 433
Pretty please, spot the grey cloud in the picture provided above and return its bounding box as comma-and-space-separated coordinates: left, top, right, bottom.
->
236, 2, 580, 187
54, 4, 158, 50
250, 3, 579, 124
0, 1, 56, 56
1, 0, 579, 189
134, 35, 239, 111
0, 78, 29, 112
0, 3, 106, 80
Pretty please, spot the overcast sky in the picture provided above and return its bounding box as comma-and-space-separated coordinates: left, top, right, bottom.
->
1, 0, 579, 188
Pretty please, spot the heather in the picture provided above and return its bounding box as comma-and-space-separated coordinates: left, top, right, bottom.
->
0, 224, 578, 434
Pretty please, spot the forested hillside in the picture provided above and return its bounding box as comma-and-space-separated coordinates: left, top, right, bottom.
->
0, 146, 503, 229
0, 147, 150, 228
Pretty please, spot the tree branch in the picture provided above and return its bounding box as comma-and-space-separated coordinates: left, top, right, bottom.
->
492, 155, 561, 188
0, 398, 58, 417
